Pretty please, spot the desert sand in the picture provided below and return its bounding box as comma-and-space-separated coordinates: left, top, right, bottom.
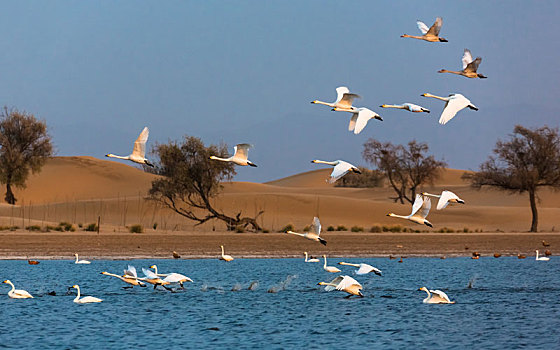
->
0, 156, 558, 259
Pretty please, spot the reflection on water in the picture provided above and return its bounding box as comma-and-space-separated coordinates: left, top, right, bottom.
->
1, 257, 559, 349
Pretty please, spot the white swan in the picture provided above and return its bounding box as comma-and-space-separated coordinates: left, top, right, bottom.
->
220, 245, 234, 262
401, 17, 448, 42
438, 49, 487, 79
210, 143, 257, 167
311, 86, 360, 112
380, 103, 430, 113
304, 252, 320, 263
101, 265, 146, 288
346, 107, 383, 134
149, 264, 169, 277
163, 273, 194, 288
421, 93, 478, 125
421, 190, 465, 210
323, 255, 341, 273
139, 268, 171, 289
387, 194, 433, 227
311, 159, 361, 183
338, 262, 382, 276
3, 280, 33, 299
71, 285, 103, 303
286, 217, 327, 246
318, 275, 363, 297
536, 250, 550, 261
105, 126, 153, 167
74, 253, 91, 264
418, 287, 454, 304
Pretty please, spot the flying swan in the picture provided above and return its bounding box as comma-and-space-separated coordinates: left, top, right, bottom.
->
401, 17, 448, 42
210, 143, 257, 167
421, 93, 478, 125
3, 280, 33, 299
347, 107, 383, 134
421, 190, 465, 210
74, 253, 91, 264
311, 159, 361, 183
418, 286, 455, 304
311, 86, 360, 113
286, 217, 327, 245
71, 285, 103, 303
438, 49, 487, 79
318, 275, 363, 297
380, 103, 430, 113
338, 262, 382, 276
101, 265, 146, 288
106, 126, 154, 167
387, 194, 433, 227
322, 255, 341, 273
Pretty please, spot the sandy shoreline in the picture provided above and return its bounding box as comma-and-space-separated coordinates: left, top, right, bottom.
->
0, 230, 557, 260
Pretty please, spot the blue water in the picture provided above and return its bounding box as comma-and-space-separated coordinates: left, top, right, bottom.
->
1, 257, 559, 349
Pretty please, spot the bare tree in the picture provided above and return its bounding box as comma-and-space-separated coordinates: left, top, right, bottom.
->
363, 139, 447, 204
464, 125, 560, 232
334, 167, 384, 188
149, 136, 263, 231
0, 107, 53, 204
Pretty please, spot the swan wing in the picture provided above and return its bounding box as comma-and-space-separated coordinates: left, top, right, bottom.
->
437, 191, 461, 210
338, 93, 360, 109
324, 276, 344, 291
233, 143, 251, 161
15, 290, 33, 298
81, 296, 103, 303
336, 275, 362, 291
430, 289, 451, 302
334, 87, 350, 104
124, 265, 138, 277
462, 49, 473, 70
354, 108, 378, 135
418, 195, 431, 218
439, 94, 469, 125
328, 161, 353, 183
311, 216, 322, 236
410, 194, 424, 216
348, 113, 358, 132
142, 268, 159, 279
164, 273, 192, 283
465, 57, 481, 73
416, 20, 429, 34
355, 263, 382, 276
132, 127, 149, 158
427, 17, 443, 36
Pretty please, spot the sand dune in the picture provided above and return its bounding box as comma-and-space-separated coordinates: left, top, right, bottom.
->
0, 156, 558, 234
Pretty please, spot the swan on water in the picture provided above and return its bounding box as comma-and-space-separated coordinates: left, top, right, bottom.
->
105, 126, 153, 167
304, 252, 320, 263
387, 194, 433, 227
220, 245, 234, 262
535, 250, 550, 261
210, 143, 257, 167
71, 285, 103, 303
74, 253, 91, 264
3, 280, 33, 299
418, 286, 454, 304
322, 255, 341, 273
286, 217, 327, 245
318, 275, 363, 297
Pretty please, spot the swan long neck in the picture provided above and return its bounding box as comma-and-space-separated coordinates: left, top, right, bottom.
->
339, 262, 359, 268
422, 93, 448, 101
210, 156, 230, 162
103, 272, 125, 281
381, 104, 405, 109
318, 282, 337, 287
287, 231, 304, 237
401, 34, 424, 40
74, 286, 81, 302
323, 255, 328, 268
221, 245, 225, 257
312, 100, 334, 108
438, 69, 462, 75
536, 250, 539, 259
389, 213, 409, 220
312, 160, 338, 166
304, 252, 309, 262
75, 254, 78, 263
106, 154, 130, 160
7, 281, 15, 293
422, 192, 440, 198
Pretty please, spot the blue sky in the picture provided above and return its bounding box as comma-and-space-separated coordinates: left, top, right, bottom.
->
1, 1, 559, 182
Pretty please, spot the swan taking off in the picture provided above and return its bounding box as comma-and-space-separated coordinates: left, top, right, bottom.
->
3, 280, 33, 299
380, 103, 430, 113
286, 217, 327, 246
311, 159, 361, 184
74, 253, 91, 264
421, 190, 465, 210
71, 285, 103, 304
105, 126, 154, 167
439, 49, 486, 79
535, 250, 550, 261
338, 262, 382, 276
387, 194, 433, 227
401, 17, 448, 42
318, 275, 363, 297
311, 86, 360, 112
220, 245, 234, 262
304, 252, 320, 263
418, 287, 455, 304
347, 108, 383, 135
210, 143, 257, 167
163, 273, 194, 288
421, 93, 478, 125
101, 265, 146, 288
322, 255, 341, 273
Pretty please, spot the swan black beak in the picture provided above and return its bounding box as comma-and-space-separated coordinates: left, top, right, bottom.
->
375, 116, 383, 121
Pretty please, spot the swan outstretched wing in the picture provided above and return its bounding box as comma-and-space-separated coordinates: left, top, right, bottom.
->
348, 113, 358, 132
324, 276, 344, 291
164, 273, 193, 283
311, 216, 322, 236
427, 17, 443, 36
462, 49, 473, 70
465, 57, 481, 73
416, 20, 429, 34
132, 127, 149, 158
430, 289, 452, 302
356, 263, 382, 276
142, 268, 159, 279
336, 275, 362, 291
328, 161, 353, 183
353, 108, 379, 135
233, 143, 251, 160
124, 265, 138, 277
410, 194, 424, 216
338, 93, 360, 109
439, 94, 470, 125
437, 190, 462, 210
418, 195, 431, 219
334, 87, 350, 104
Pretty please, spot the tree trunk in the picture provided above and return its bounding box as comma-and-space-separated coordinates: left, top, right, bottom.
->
529, 189, 538, 232
5, 181, 15, 205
